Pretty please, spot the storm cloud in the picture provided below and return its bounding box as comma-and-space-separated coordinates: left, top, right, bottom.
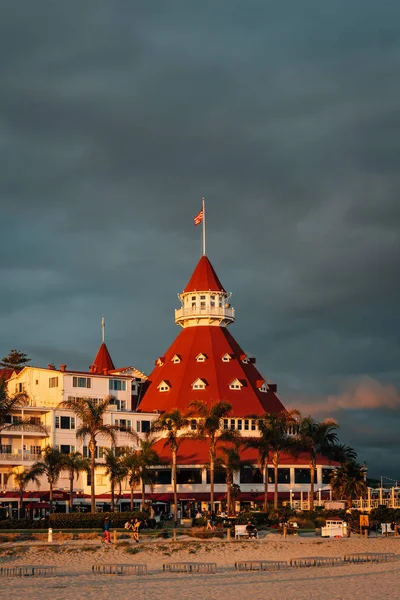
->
1, 1, 399, 478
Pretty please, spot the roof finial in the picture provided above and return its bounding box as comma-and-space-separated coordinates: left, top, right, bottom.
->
101, 315, 105, 343
202, 197, 206, 256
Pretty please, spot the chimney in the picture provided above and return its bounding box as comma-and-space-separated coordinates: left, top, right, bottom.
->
89, 365, 94, 373
48, 364, 54, 370
60, 364, 66, 372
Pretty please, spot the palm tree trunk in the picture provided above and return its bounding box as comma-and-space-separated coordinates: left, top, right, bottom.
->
111, 480, 115, 512
89, 438, 96, 514
49, 482, 53, 513
172, 448, 178, 526
19, 486, 24, 519
226, 473, 231, 515
141, 478, 145, 509
263, 462, 269, 512
130, 484, 134, 512
209, 452, 214, 512
309, 460, 315, 510
69, 472, 74, 511
274, 453, 279, 510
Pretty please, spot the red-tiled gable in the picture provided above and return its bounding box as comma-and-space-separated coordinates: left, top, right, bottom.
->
183, 256, 226, 293
92, 342, 115, 373
137, 325, 285, 416
152, 438, 337, 466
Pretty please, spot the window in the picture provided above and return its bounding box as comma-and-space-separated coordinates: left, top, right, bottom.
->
49, 377, 58, 388
322, 468, 333, 484
251, 420, 256, 431
200, 295, 206, 300
30, 446, 41, 455
73, 377, 91, 388
230, 419, 235, 430
206, 469, 226, 484
136, 420, 151, 432
121, 400, 126, 411
96, 474, 106, 486
210, 295, 215, 300
295, 469, 318, 484
191, 302, 196, 308
190, 419, 197, 431
191, 296, 196, 301
158, 380, 170, 392
55, 416, 75, 430
229, 379, 242, 390
240, 466, 263, 484
267, 468, 290, 484
177, 469, 202, 484
115, 419, 132, 432
109, 379, 127, 391
237, 419, 242, 431
223, 419, 229, 430
221, 354, 231, 363
59, 444, 75, 454
0, 445, 12, 453
16, 383, 23, 393
196, 354, 207, 362
172, 355, 181, 364
244, 419, 249, 431
149, 469, 172, 485
192, 378, 206, 390
259, 382, 268, 393
35, 380, 39, 385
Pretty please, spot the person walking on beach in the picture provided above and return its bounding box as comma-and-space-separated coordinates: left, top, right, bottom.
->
132, 518, 141, 543
102, 516, 111, 543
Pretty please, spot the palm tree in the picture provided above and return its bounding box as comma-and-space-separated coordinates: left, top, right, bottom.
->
61, 452, 89, 512
58, 396, 137, 513
123, 449, 142, 511
298, 416, 339, 510
151, 409, 189, 525
266, 411, 299, 510
31, 446, 64, 512
218, 445, 242, 515
329, 444, 357, 464
103, 448, 128, 512
0, 381, 28, 449
136, 437, 160, 508
188, 400, 239, 511
13, 468, 41, 519
330, 461, 367, 509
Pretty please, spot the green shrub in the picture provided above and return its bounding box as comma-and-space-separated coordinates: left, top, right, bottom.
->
49, 512, 155, 530
0, 519, 48, 530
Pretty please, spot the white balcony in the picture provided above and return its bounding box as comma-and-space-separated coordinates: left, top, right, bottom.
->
175, 306, 235, 323
0, 453, 41, 463
2, 424, 50, 436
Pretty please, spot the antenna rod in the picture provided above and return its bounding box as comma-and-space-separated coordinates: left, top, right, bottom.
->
202, 197, 206, 256
101, 315, 105, 343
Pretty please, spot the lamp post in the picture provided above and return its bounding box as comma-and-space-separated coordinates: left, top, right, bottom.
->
318, 488, 322, 506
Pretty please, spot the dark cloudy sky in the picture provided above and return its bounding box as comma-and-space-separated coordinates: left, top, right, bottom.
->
1, 1, 399, 479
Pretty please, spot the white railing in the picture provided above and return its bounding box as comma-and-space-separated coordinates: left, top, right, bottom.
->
175, 306, 235, 320
5, 424, 49, 434
0, 453, 41, 463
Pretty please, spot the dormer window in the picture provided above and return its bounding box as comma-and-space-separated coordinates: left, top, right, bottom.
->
171, 355, 181, 364
192, 378, 207, 390
257, 380, 268, 393
221, 353, 232, 362
229, 378, 243, 390
158, 380, 171, 392
156, 356, 165, 367
240, 354, 249, 364
196, 353, 207, 362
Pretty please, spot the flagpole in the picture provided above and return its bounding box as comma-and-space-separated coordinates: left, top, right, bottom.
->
202, 197, 206, 256
101, 315, 105, 343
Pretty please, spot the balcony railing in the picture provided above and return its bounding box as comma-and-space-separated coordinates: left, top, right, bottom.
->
0, 453, 41, 463
3, 424, 49, 435
175, 306, 235, 320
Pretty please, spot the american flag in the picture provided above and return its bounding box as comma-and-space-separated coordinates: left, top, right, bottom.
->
193, 207, 204, 226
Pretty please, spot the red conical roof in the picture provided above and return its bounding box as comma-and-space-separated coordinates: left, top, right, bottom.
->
183, 256, 226, 293
137, 326, 285, 417
92, 342, 115, 373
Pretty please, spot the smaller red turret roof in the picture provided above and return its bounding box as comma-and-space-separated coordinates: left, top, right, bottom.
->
92, 342, 115, 373
183, 256, 226, 293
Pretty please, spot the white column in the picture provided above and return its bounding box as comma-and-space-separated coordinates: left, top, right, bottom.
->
391, 486, 395, 509
300, 491, 303, 510
367, 487, 371, 511
318, 488, 322, 505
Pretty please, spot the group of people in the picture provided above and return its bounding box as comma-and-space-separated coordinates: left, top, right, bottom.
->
101, 516, 141, 544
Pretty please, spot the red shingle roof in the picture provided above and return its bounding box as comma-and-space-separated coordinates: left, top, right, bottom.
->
92, 342, 115, 373
137, 325, 285, 416
183, 256, 226, 293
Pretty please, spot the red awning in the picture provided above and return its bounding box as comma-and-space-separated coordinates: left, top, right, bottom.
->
25, 502, 50, 509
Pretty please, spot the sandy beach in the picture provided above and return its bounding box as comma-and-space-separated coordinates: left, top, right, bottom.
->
0, 534, 399, 600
